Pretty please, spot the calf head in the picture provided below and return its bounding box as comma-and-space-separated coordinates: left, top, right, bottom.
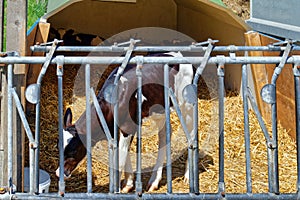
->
56, 108, 87, 179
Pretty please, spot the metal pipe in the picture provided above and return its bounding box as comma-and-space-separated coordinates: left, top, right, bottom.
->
30, 44, 300, 53
34, 40, 58, 193
164, 64, 172, 193
294, 63, 300, 191
8, 192, 300, 200
56, 57, 65, 196
241, 64, 252, 193
90, 88, 114, 192
113, 88, 119, 193
169, 89, 192, 144
7, 64, 13, 193
85, 64, 92, 193
135, 61, 143, 196
2, 55, 300, 65
247, 88, 272, 143
217, 63, 225, 195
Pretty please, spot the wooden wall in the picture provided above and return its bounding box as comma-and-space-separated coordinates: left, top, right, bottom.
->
245, 31, 297, 140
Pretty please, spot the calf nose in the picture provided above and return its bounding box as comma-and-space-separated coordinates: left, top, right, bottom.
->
56, 167, 71, 179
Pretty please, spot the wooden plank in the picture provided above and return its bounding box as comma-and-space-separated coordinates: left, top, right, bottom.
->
244, 31, 271, 124
260, 36, 297, 140
25, 22, 50, 113
6, 0, 27, 191
26, 22, 50, 86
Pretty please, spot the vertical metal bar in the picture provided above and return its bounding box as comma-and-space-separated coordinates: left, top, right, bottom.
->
34, 94, 40, 194
164, 64, 172, 193
29, 144, 35, 194
217, 63, 225, 195
294, 64, 300, 191
7, 64, 13, 193
242, 64, 252, 193
193, 102, 200, 194
113, 88, 119, 193
135, 61, 143, 196
85, 64, 92, 193
57, 57, 65, 196
269, 87, 279, 194
109, 143, 114, 193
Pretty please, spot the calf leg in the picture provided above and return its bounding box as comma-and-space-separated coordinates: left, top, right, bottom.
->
147, 120, 166, 192
118, 132, 134, 193
180, 102, 194, 184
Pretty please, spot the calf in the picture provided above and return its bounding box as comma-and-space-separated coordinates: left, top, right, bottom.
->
56, 52, 194, 192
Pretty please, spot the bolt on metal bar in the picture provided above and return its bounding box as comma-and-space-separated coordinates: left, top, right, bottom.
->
217, 63, 225, 195
242, 64, 253, 193
56, 56, 65, 196
135, 60, 143, 196
164, 64, 172, 194
85, 64, 92, 193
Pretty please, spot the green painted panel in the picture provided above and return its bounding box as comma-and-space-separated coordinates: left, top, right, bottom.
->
210, 0, 226, 7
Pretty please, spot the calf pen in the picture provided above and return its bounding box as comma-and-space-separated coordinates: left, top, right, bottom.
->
0, 38, 300, 199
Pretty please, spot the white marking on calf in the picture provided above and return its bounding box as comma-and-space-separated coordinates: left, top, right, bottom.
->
63, 129, 74, 149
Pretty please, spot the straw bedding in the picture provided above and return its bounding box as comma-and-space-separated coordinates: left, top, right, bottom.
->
26, 62, 297, 194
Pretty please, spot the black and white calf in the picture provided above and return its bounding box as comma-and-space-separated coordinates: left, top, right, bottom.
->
56, 52, 194, 192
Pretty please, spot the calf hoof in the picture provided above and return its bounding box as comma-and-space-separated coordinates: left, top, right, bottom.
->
121, 185, 134, 193
147, 183, 159, 192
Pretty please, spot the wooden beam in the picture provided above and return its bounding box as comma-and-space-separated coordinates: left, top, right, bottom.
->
244, 31, 271, 124
6, 0, 27, 191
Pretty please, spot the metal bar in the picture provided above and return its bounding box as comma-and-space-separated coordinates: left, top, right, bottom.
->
34, 40, 59, 194
294, 63, 300, 192
7, 64, 13, 193
164, 64, 172, 193
247, 88, 272, 143
217, 63, 225, 195
91, 89, 112, 141
169, 89, 192, 144
135, 60, 143, 196
11, 89, 35, 143
85, 64, 92, 193
268, 42, 292, 194
242, 64, 252, 193
2, 55, 300, 65
56, 57, 65, 196
7, 192, 300, 200
30, 44, 300, 53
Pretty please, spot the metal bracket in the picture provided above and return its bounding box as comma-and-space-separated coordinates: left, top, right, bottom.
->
114, 39, 139, 84
193, 39, 217, 83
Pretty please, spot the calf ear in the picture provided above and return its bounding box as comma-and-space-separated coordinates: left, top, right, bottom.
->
64, 108, 73, 128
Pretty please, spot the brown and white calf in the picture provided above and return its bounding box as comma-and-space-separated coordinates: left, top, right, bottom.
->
56, 52, 194, 192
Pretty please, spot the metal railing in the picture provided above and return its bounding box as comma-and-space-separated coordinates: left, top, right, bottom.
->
0, 39, 299, 199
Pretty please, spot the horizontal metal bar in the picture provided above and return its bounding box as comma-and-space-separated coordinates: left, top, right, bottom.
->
1, 56, 300, 65
30, 45, 300, 53
4, 192, 300, 200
